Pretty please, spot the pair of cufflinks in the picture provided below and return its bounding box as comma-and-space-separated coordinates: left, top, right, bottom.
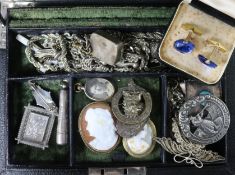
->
174, 23, 227, 68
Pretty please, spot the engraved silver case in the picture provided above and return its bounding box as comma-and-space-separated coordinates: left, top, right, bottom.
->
16, 104, 56, 149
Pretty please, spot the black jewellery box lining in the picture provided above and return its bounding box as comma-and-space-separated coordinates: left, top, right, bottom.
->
5, 2, 229, 170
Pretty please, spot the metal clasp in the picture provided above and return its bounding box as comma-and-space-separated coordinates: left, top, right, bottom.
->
89, 167, 146, 175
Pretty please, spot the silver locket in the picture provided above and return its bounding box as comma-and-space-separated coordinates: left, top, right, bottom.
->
75, 78, 115, 101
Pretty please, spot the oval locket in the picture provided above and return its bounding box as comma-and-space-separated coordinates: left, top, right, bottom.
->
75, 78, 115, 101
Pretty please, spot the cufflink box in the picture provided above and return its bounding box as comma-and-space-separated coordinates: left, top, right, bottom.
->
159, 0, 235, 84
0, 0, 235, 175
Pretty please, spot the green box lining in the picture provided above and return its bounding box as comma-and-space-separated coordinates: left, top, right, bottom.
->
10, 7, 176, 20
9, 6, 176, 28
10, 18, 171, 28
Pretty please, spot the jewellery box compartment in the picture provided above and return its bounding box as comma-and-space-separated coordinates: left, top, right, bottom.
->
5, 1, 230, 171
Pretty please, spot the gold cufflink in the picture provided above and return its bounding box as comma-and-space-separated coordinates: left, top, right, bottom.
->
174, 23, 203, 54
198, 39, 227, 68
206, 39, 227, 53
181, 23, 203, 40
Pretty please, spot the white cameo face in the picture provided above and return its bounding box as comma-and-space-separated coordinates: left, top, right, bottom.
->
126, 123, 153, 154
85, 108, 118, 151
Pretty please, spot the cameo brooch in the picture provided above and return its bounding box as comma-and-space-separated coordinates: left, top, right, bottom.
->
78, 102, 119, 153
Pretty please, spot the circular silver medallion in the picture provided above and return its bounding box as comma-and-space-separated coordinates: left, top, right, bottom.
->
179, 95, 230, 145
75, 78, 115, 101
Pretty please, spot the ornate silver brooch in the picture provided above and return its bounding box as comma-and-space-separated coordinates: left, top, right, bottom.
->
112, 80, 152, 138
179, 95, 230, 145
112, 80, 152, 125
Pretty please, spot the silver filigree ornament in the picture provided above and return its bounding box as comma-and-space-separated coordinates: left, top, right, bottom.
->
16, 82, 58, 149
154, 118, 225, 168
167, 79, 185, 111
21, 31, 163, 73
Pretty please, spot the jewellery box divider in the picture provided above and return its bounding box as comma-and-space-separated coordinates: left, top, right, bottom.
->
5, 2, 228, 170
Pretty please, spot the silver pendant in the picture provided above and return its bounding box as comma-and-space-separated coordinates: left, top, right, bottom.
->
179, 95, 230, 145
75, 78, 115, 101
112, 80, 152, 125
16, 104, 56, 150
29, 81, 58, 112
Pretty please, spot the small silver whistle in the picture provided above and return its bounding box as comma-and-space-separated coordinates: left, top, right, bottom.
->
56, 80, 68, 145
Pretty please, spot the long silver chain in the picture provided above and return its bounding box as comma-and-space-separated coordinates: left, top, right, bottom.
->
25, 32, 163, 73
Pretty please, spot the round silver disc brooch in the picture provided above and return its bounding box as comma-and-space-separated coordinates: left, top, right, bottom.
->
179, 95, 230, 145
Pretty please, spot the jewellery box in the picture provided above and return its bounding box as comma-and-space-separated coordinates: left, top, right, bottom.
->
0, 0, 235, 175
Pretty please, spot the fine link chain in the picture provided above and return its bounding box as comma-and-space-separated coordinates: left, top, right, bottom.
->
25, 32, 163, 73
